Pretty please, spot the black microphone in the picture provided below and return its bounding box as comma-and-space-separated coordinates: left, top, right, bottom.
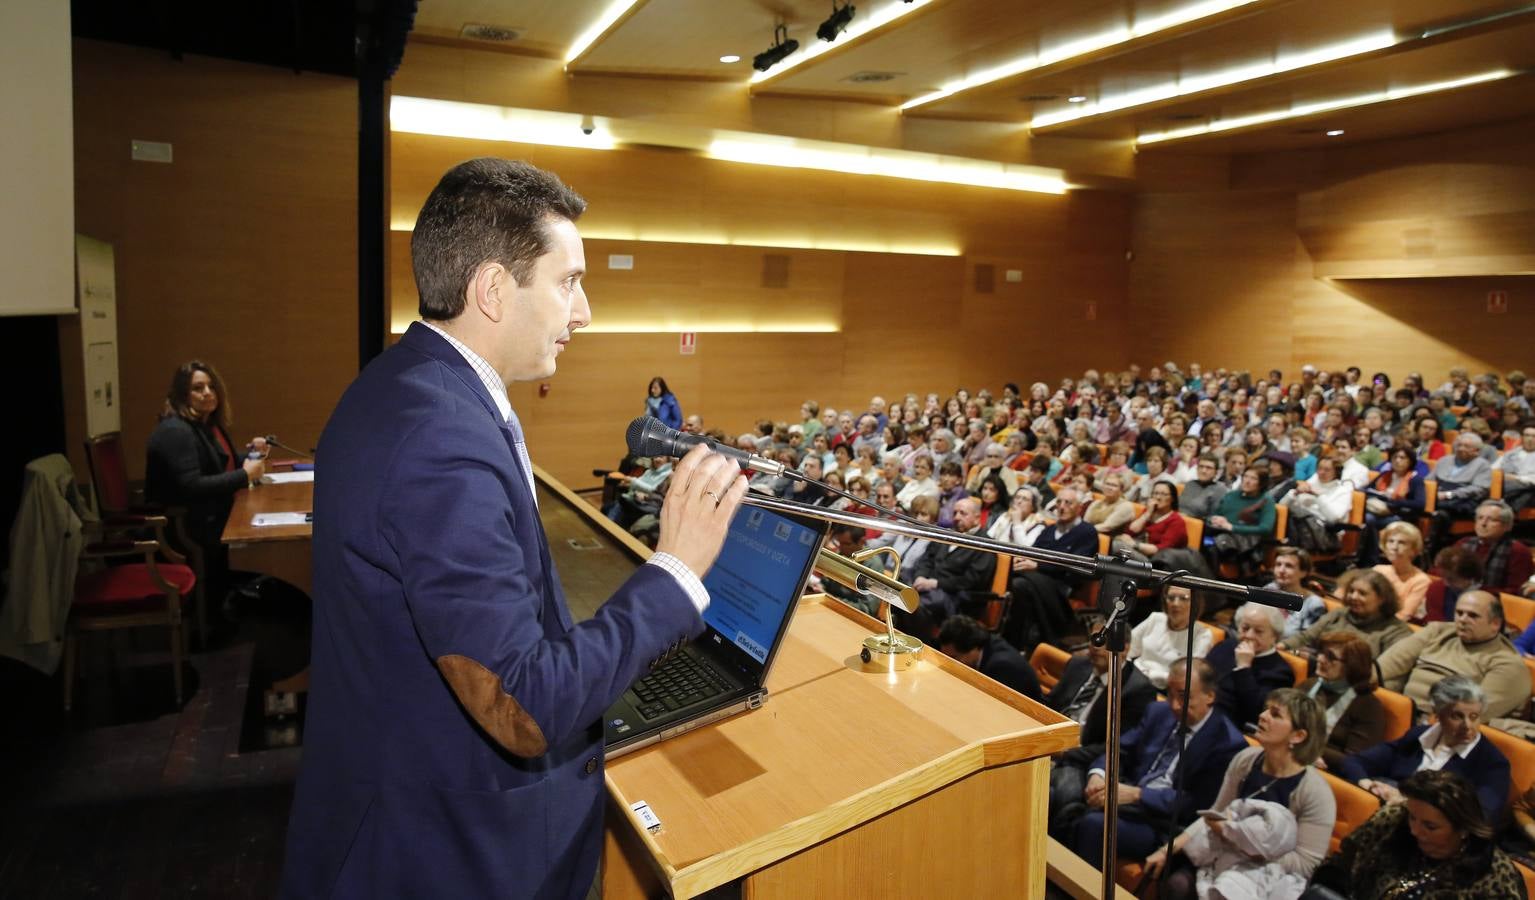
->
625, 416, 790, 477
265, 434, 315, 460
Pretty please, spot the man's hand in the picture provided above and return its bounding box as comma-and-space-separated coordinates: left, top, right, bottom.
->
1012, 557, 1038, 572
1084, 773, 1107, 808
1116, 783, 1142, 806
654, 444, 750, 579
914, 577, 939, 591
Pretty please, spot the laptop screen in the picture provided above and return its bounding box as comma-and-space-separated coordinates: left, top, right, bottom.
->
700, 505, 825, 670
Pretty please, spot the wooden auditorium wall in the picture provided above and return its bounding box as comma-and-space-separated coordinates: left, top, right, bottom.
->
389, 134, 1130, 487
64, 40, 358, 481
1127, 116, 1535, 382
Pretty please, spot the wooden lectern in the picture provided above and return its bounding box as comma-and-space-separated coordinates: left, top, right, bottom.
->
602, 596, 1079, 898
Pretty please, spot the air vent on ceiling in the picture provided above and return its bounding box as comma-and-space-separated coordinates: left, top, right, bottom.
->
844, 70, 904, 83
1022, 94, 1060, 102
460, 23, 521, 42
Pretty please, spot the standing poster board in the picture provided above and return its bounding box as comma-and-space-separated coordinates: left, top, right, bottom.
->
76, 235, 121, 437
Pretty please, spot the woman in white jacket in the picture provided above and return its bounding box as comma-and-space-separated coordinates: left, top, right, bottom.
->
987, 485, 1046, 547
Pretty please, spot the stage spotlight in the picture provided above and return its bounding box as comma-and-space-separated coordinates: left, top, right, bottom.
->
816, 2, 856, 42
753, 24, 800, 72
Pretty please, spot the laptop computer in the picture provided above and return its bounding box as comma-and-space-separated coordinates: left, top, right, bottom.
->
604, 504, 829, 758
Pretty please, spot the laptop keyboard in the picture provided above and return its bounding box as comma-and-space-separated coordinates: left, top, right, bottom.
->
631, 652, 735, 721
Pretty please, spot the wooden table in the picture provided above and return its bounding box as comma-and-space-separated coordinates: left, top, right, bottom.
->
602, 596, 1080, 899
221, 468, 314, 695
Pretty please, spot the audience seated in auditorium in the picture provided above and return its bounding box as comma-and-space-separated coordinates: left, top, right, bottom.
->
907, 498, 994, 637
1206, 603, 1296, 729
1371, 522, 1432, 622
1179, 453, 1230, 521
894, 453, 938, 511
1278, 455, 1354, 553
1360, 446, 1427, 563
1428, 433, 1494, 545
1282, 568, 1414, 658
1338, 676, 1511, 822
1144, 689, 1334, 899
987, 485, 1046, 548
1084, 470, 1136, 536
1375, 591, 1530, 720
936, 615, 1041, 701
1207, 466, 1276, 575
1296, 632, 1386, 771
933, 461, 970, 529
1067, 658, 1249, 869
1129, 585, 1213, 691
1264, 546, 1328, 639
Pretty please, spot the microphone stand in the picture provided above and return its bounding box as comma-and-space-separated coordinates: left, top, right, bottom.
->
735, 491, 1297, 899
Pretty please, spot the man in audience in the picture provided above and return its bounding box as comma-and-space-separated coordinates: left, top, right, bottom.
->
1204, 603, 1294, 728
852, 414, 885, 460
829, 412, 857, 450
1494, 424, 1535, 511
1094, 402, 1135, 446
1375, 590, 1529, 719
1428, 433, 1494, 544
680, 413, 703, 434
965, 442, 1018, 494
1221, 448, 1248, 489
938, 615, 1041, 701
909, 497, 995, 636
1189, 398, 1221, 437
1289, 427, 1318, 481
1180, 454, 1229, 521
1046, 624, 1158, 835
1451, 500, 1533, 596
1004, 485, 1097, 651
1067, 658, 1247, 866
867, 396, 888, 431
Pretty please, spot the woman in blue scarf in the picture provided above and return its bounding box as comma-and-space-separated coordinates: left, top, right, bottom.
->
645, 376, 683, 429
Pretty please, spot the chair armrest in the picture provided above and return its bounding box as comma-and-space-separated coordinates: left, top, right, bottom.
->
84, 539, 160, 558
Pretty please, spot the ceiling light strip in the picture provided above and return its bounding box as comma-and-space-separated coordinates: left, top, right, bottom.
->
389, 223, 960, 257
750, 0, 936, 85
705, 138, 1068, 194
1134, 69, 1517, 144
1032, 30, 1397, 130
390, 97, 618, 149
900, 0, 1264, 111
566, 0, 646, 65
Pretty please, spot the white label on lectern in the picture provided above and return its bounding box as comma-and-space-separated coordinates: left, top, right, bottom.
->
631, 801, 662, 833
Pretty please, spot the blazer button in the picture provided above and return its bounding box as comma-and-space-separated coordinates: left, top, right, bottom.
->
585, 756, 598, 775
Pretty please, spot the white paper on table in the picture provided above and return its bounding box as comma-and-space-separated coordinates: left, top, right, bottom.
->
264, 471, 315, 484
251, 512, 310, 527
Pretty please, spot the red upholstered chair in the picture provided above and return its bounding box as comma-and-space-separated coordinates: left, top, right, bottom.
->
64, 519, 197, 712
84, 432, 207, 645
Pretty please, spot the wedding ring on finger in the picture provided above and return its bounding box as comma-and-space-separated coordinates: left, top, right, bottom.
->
704, 489, 721, 505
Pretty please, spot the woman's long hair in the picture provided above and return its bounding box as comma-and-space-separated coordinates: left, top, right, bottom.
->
163, 360, 231, 429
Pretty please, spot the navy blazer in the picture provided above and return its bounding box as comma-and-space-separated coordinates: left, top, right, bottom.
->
281, 324, 703, 899
1091, 701, 1247, 828
1338, 725, 1511, 823
1205, 641, 1295, 728
1048, 654, 1157, 751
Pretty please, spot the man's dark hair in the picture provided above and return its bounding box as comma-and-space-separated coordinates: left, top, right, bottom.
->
412, 158, 587, 320
939, 461, 963, 479
937, 615, 989, 652
1028, 456, 1052, 475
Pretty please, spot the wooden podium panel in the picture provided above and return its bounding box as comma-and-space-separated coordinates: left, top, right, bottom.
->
603, 597, 1078, 899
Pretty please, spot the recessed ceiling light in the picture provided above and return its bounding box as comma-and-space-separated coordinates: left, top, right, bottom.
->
1067, 95, 1088, 103
719, 54, 741, 63
1326, 129, 1345, 136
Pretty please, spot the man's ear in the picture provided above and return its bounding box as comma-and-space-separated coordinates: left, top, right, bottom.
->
471, 262, 508, 323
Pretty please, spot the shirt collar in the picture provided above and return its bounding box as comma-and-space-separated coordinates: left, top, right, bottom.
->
422, 321, 511, 423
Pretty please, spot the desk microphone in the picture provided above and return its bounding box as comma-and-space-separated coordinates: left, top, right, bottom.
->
265, 434, 315, 460
626, 416, 790, 477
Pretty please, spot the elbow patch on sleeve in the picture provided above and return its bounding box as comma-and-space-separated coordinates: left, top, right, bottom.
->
436, 654, 549, 757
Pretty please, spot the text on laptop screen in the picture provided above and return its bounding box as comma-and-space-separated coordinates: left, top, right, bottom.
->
701, 507, 821, 663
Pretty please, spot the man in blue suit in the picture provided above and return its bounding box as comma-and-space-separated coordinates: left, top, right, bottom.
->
1071, 657, 1247, 864
281, 159, 750, 899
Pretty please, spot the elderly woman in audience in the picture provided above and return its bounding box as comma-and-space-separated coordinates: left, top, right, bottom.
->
1339, 675, 1511, 823
1207, 466, 1276, 574
1129, 585, 1213, 691
1144, 689, 1335, 900
1206, 603, 1296, 729
1126, 447, 1174, 502
1092, 441, 1134, 493
1297, 633, 1385, 770
988, 485, 1046, 548
1367, 521, 1432, 622
895, 454, 939, 511
1085, 470, 1136, 536
1263, 546, 1329, 638
1309, 769, 1525, 899
1001, 431, 1032, 470
1283, 568, 1412, 658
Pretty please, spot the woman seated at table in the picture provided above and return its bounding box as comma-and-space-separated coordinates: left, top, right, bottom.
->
1308, 769, 1524, 899
1372, 522, 1431, 622
1297, 633, 1385, 770
1144, 689, 1335, 899
1281, 568, 1413, 658
1338, 675, 1511, 823
146, 360, 267, 588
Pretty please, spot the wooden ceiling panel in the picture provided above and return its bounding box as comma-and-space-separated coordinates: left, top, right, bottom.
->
573, 0, 828, 76
922, 0, 1525, 121
411, 0, 611, 56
